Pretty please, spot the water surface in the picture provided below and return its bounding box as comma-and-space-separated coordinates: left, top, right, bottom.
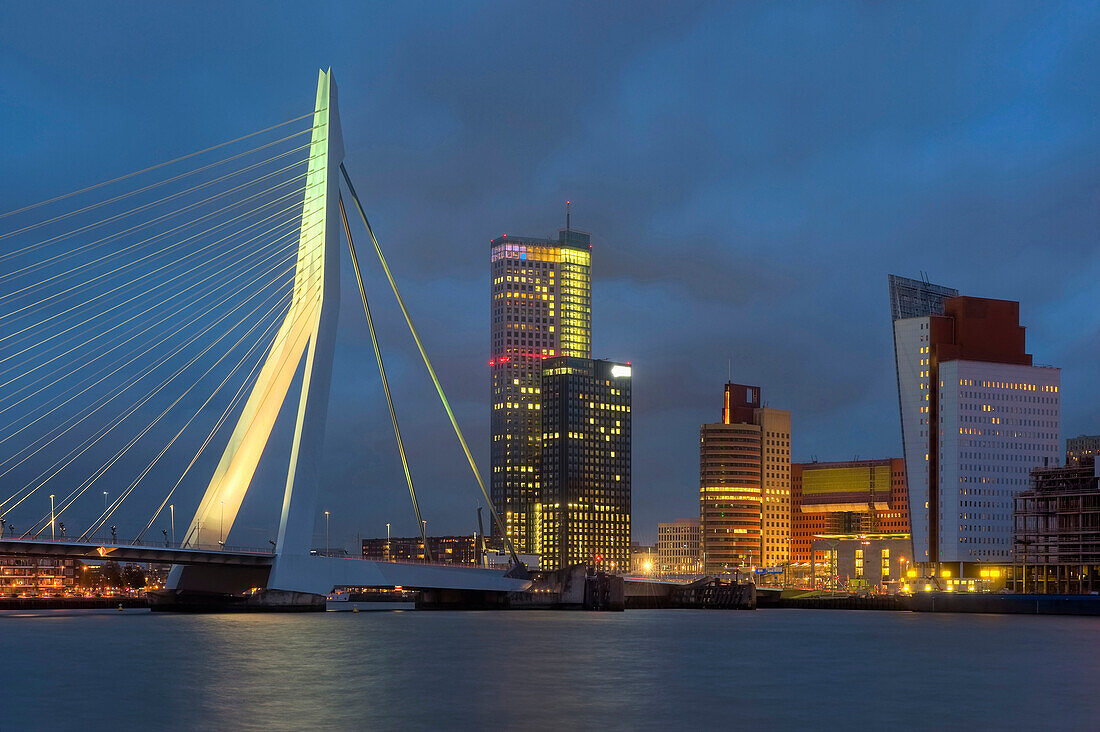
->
2, 608, 1096, 730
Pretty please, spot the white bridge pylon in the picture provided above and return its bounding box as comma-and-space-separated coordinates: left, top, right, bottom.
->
185, 68, 341, 556
169, 68, 343, 595
169, 70, 530, 597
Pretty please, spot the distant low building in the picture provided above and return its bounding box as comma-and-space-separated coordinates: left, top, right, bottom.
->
809, 536, 912, 591
657, 518, 701, 575
1012, 457, 1100, 594
0, 556, 78, 596
1066, 435, 1100, 467
361, 535, 479, 565
630, 544, 656, 575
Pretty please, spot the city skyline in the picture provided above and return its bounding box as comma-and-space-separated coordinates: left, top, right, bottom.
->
1, 3, 1098, 547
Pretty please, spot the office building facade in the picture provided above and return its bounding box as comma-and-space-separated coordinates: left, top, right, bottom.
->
489, 230, 591, 552
539, 357, 631, 571
700, 383, 790, 573
894, 295, 1060, 565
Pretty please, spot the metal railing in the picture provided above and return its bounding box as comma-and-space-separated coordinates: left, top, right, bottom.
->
0, 534, 273, 555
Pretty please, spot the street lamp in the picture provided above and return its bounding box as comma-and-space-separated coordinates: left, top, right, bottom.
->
169, 504, 175, 547
103, 491, 108, 514
49, 494, 55, 540
324, 511, 331, 556
219, 500, 225, 547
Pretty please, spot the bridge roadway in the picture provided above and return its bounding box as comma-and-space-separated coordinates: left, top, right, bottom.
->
0, 537, 532, 594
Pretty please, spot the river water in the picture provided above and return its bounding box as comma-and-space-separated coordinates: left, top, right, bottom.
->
2, 607, 1097, 730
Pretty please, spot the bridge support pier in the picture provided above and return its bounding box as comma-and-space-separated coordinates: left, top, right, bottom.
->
156, 564, 328, 612
149, 587, 326, 612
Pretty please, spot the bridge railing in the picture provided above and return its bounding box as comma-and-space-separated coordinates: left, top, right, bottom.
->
0, 535, 274, 555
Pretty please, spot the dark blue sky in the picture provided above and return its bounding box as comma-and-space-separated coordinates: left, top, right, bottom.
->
1, 2, 1098, 547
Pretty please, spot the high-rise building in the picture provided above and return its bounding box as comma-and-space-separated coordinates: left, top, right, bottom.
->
489, 229, 592, 552
657, 518, 701, 575
790, 459, 910, 563
699, 383, 790, 573
893, 294, 1060, 567
539, 357, 631, 571
1066, 435, 1100, 466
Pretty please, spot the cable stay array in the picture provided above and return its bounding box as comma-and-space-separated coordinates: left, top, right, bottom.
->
0, 103, 522, 570
0, 113, 319, 548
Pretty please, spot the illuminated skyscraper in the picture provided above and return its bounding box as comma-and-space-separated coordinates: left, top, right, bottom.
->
489, 229, 591, 552
700, 383, 790, 573
539, 357, 631, 571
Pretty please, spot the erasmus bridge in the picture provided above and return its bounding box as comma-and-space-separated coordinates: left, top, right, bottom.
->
0, 70, 530, 608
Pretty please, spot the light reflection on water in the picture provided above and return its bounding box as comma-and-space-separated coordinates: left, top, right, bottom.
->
2, 608, 1098, 730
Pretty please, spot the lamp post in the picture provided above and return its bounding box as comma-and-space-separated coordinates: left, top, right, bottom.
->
103, 491, 108, 514
169, 504, 175, 547
324, 511, 331, 557
385, 522, 391, 562
219, 500, 224, 547
49, 494, 55, 540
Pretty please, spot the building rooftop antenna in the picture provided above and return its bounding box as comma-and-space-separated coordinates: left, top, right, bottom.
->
566, 200, 571, 234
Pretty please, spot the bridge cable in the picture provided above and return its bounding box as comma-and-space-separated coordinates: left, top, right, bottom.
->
0, 110, 317, 222
69, 291, 295, 542
0, 245, 303, 489
0, 137, 315, 255
0, 231, 305, 449
0, 169, 312, 321
0, 187, 315, 361
0, 148, 322, 295
0, 214, 306, 444
134, 298, 293, 544
339, 163, 523, 568
2, 265, 300, 520
0, 216, 303, 404
0, 257, 297, 511
0, 184, 311, 362
66, 285, 298, 541
338, 194, 433, 561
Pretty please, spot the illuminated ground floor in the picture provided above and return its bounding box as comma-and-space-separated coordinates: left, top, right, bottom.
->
1009, 563, 1100, 594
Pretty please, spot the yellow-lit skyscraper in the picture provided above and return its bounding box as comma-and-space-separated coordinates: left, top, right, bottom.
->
490, 229, 591, 552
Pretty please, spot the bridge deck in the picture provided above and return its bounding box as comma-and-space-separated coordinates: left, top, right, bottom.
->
0, 538, 532, 593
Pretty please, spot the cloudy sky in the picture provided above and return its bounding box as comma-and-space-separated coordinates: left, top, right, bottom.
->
1, 1, 1098, 546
